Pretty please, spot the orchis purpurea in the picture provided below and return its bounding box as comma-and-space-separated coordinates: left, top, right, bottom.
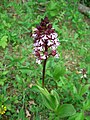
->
32, 17, 60, 87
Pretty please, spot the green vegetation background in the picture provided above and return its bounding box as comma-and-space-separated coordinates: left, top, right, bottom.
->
0, 0, 90, 120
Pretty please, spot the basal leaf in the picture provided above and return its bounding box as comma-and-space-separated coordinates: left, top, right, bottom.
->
75, 112, 84, 120
56, 104, 76, 118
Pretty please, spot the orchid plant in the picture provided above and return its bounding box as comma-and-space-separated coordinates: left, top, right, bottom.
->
32, 17, 60, 87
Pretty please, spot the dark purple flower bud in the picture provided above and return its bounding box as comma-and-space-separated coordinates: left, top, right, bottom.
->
35, 51, 40, 57
44, 30, 48, 34
41, 18, 44, 22
40, 22, 46, 27
44, 17, 49, 24
48, 24, 52, 29
44, 52, 48, 57
36, 25, 42, 31
45, 29, 50, 34
50, 29, 55, 33
36, 30, 40, 35
51, 50, 56, 56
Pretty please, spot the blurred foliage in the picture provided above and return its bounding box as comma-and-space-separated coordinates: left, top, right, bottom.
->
80, 0, 90, 7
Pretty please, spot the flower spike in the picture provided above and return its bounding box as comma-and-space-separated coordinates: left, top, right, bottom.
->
32, 17, 60, 64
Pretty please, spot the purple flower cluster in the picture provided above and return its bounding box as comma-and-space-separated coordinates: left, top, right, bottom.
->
32, 17, 60, 64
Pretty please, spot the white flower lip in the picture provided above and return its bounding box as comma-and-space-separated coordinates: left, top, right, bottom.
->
51, 33, 58, 39
41, 35, 48, 41
47, 40, 53, 46
36, 59, 41, 64
41, 55, 46, 60
38, 46, 43, 51
39, 40, 44, 45
32, 33, 37, 38
55, 54, 59, 58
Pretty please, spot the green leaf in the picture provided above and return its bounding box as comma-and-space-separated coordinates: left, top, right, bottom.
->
79, 84, 90, 96
57, 81, 63, 87
68, 112, 84, 120
56, 104, 76, 118
68, 114, 77, 120
83, 99, 90, 110
37, 86, 53, 104
87, 66, 90, 74
7, 104, 12, 111
2, 71, 9, 75
53, 64, 66, 81
49, 11, 58, 17
50, 95, 58, 110
53, 22, 60, 32
30, 85, 40, 92
46, 0, 59, 17
0, 78, 6, 86
51, 90, 60, 109
74, 33, 79, 39
73, 85, 77, 94
41, 93, 54, 111
18, 108, 28, 120
37, 0, 46, 2
19, 68, 31, 74
85, 116, 90, 120
36, 85, 59, 111
0, 36, 8, 48
47, 0, 58, 11
75, 112, 84, 120
37, 85, 51, 99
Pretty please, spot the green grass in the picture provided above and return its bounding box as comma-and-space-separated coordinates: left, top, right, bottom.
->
0, 0, 90, 120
